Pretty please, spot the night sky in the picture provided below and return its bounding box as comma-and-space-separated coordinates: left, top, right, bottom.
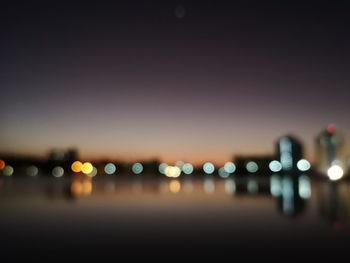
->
1, 1, 350, 164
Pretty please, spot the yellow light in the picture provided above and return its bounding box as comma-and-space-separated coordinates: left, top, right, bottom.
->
0, 160, 5, 170
169, 179, 181, 193
165, 166, 181, 178
71, 161, 83, 173
81, 162, 93, 174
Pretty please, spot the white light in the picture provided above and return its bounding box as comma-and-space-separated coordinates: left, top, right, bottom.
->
269, 160, 282, 173
203, 162, 215, 174
246, 161, 258, 173
182, 163, 194, 175
26, 166, 39, 176
165, 166, 181, 178
132, 163, 143, 174
218, 167, 230, 178
327, 165, 344, 181
175, 161, 185, 169
297, 159, 311, 172
224, 162, 236, 174
3, 165, 14, 176
52, 166, 64, 177
104, 163, 116, 175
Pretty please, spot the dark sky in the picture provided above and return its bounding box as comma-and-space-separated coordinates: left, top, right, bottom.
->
1, 1, 350, 164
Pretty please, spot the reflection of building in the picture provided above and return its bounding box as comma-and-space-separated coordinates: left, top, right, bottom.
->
272, 175, 308, 216
315, 125, 345, 174
317, 182, 350, 229
276, 135, 303, 173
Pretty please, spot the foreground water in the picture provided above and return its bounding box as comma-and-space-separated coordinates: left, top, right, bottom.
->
1, 175, 350, 259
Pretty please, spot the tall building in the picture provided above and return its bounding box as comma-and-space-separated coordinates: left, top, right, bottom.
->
315, 124, 345, 174
276, 135, 303, 173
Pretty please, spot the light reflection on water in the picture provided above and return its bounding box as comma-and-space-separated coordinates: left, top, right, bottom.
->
1, 174, 350, 258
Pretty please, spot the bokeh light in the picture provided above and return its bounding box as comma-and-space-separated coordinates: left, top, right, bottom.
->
3, 165, 14, 176
169, 179, 181, 193
52, 166, 64, 177
203, 162, 215, 174
81, 162, 93, 175
224, 162, 236, 174
269, 160, 282, 172
104, 163, 116, 175
327, 165, 344, 181
71, 161, 83, 173
87, 167, 98, 177
218, 167, 230, 178
165, 166, 181, 178
132, 163, 143, 174
246, 161, 258, 173
0, 160, 5, 170
297, 159, 311, 172
26, 165, 39, 176
182, 163, 193, 175
159, 163, 168, 174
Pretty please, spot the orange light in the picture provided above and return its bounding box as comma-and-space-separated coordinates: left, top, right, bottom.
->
81, 162, 93, 175
169, 180, 181, 193
0, 160, 5, 170
71, 161, 83, 173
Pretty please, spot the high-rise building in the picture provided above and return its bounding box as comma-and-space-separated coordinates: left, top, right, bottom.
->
276, 135, 303, 173
315, 124, 345, 174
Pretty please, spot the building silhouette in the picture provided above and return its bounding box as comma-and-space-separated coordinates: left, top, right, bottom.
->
276, 135, 303, 173
315, 124, 345, 174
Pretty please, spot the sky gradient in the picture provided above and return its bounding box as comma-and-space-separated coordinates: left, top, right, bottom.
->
1, 1, 350, 164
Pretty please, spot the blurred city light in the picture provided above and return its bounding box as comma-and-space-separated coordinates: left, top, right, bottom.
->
26, 165, 39, 176
224, 162, 236, 174
0, 160, 5, 170
269, 160, 282, 172
246, 161, 258, 173
3, 165, 14, 176
132, 163, 143, 174
71, 161, 83, 173
52, 166, 64, 177
158, 163, 168, 174
182, 163, 193, 174
203, 162, 215, 174
81, 162, 93, 175
165, 166, 181, 178
218, 167, 230, 178
327, 165, 344, 181
87, 167, 98, 177
104, 163, 116, 175
169, 180, 181, 193
297, 159, 311, 172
